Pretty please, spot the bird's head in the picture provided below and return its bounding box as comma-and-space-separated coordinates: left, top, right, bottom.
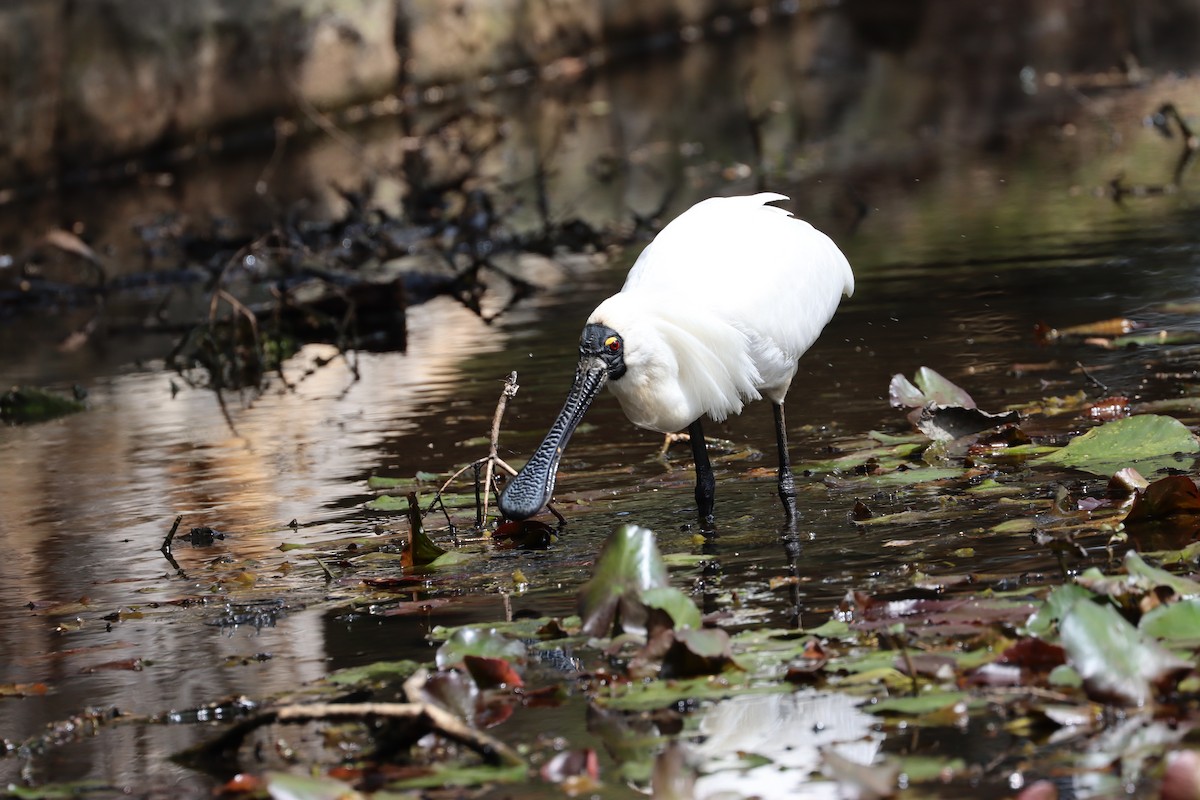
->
497, 322, 628, 520
578, 322, 628, 382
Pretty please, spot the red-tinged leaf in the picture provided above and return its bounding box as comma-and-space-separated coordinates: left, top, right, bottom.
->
374, 597, 453, 616
475, 697, 515, 729
997, 638, 1067, 672
1124, 475, 1200, 524
218, 773, 262, 794
1078, 496, 1114, 511
0, 682, 49, 697
853, 595, 1037, 631
540, 749, 600, 783
463, 654, 524, 689
1085, 396, 1130, 421
1160, 749, 1200, 800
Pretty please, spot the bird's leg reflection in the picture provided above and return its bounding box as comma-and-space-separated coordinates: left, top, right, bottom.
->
781, 525, 805, 628
688, 418, 716, 525
773, 402, 798, 523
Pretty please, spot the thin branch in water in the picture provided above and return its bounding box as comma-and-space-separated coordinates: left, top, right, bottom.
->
1076, 360, 1109, 393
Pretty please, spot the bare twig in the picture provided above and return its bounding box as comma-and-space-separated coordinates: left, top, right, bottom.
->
429, 372, 522, 528
160, 515, 184, 573
481, 372, 520, 522
161, 515, 183, 552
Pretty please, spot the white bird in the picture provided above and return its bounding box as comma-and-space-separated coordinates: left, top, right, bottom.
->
499, 192, 854, 524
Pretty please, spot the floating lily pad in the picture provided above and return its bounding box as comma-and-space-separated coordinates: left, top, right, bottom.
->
577, 524, 669, 638
1, 386, 86, 424
869, 690, 970, 716
1139, 599, 1200, 645
435, 627, 527, 671
824, 466, 966, 490
1035, 415, 1200, 476
1058, 598, 1191, 706
640, 586, 702, 631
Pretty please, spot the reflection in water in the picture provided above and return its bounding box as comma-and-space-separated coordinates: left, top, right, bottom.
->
2, 4, 1200, 795
0, 297, 518, 786
692, 690, 882, 800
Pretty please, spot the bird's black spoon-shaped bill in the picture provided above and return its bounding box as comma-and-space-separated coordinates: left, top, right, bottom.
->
499, 356, 609, 520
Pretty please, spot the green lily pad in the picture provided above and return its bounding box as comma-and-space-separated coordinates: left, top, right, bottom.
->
385, 763, 528, 790
435, 627, 527, 670
0, 385, 86, 424
366, 492, 479, 511
641, 586, 702, 630
325, 660, 421, 686
824, 466, 966, 490
577, 524, 669, 638
869, 690, 970, 716
1058, 598, 1191, 706
1035, 415, 1200, 476
1139, 599, 1200, 645
1025, 583, 1094, 638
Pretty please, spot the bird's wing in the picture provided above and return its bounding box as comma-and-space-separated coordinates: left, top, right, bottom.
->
620, 193, 853, 402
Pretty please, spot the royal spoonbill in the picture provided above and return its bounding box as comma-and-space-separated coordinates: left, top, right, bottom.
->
498, 192, 854, 523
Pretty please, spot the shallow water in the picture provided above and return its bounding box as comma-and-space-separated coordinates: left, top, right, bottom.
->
5, 9, 1200, 796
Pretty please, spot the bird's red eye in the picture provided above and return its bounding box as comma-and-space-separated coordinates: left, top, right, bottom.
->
604, 336, 620, 352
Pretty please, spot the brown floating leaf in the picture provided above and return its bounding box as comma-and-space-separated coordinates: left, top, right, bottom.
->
463, 654, 524, 689
1123, 475, 1200, 525
1085, 395, 1131, 421
1039, 317, 1141, 341
659, 628, 740, 679
997, 638, 1067, 673
889, 367, 1019, 441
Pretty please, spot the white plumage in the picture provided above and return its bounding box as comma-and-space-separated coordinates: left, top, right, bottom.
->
590, 192, 854, 433
499, 192, 854, 524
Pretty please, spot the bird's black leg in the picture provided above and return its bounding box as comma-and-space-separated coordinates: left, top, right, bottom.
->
773, 402, 798, 523
688, 419, 715, 523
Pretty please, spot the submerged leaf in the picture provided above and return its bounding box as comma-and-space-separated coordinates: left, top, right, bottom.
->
1035, 415, 1200, 476
1058, 599, 1190, 706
